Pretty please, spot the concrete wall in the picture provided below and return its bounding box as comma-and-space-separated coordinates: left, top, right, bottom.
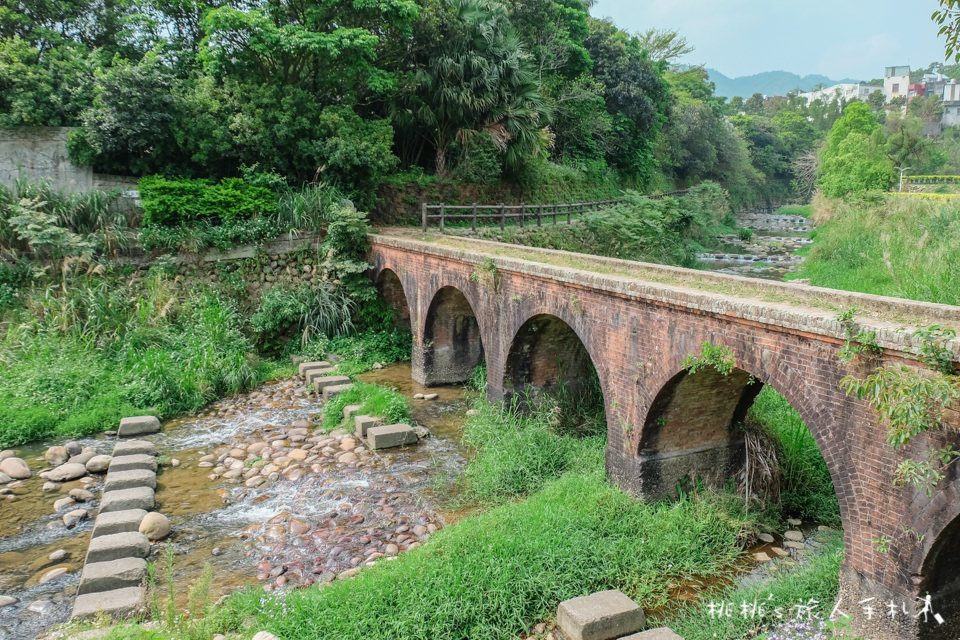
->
0, 127, 92, 193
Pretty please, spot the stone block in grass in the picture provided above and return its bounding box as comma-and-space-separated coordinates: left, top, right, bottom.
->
355, 415, 382, 438
619, 629, 685, 640
72, 586, 144, 620
298, 361, 331, 376
556, 590, 645, 640
314, 376, 351, 394
322, 383, 354, 401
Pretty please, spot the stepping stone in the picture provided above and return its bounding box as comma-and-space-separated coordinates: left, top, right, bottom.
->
118, 416, 160, 437
72, 586, 144, 620
367, 424, 418, 450
92, 509, 147, 538
784, 530, 803, 542
99, 487, 154, 513
78, 558, 147, 595
112, 440, 157, 457
85, 532, 150, 563
557, 590, 646, 640
108, 454, 158, 473
314, 376, 351, 394
757, 533, 775, 544
784, 540, 806, 550
322, 383, 354, 401
355, 415, 382, 438
305, 367, 337, 385
298, 361, 331, 376
104, 469, 156, 492
620, 629, 685, 640
343, 404, 363, 420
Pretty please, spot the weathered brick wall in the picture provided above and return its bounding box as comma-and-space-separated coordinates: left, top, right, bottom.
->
369, 234, 960, 640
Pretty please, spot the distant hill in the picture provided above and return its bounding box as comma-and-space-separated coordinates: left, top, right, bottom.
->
706, 69, 864, 100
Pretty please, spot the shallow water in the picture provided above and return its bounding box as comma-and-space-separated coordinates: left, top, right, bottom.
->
0, 364, 473, 640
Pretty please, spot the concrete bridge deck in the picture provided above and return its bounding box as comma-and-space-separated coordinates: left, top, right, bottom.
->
369, 232, 960, 640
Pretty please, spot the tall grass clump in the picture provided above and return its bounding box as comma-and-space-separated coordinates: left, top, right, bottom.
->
747, 387, 840, 527
321, 382, 410, 431
792, 193, 960, 305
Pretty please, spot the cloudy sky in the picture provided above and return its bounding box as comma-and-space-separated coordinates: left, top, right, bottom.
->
590, 0, 948, 80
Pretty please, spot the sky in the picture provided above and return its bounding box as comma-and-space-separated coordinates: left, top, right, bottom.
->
590, 0, 949, 81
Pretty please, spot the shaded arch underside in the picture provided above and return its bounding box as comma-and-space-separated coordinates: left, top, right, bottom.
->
504, 314, 596, 393
376, 268, 411, 330
918, 513, 960, 639
418, 286, 484, 386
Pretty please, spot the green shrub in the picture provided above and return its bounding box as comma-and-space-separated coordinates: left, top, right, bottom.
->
299, 328, 413, 377
251, 283, 355, 355
139, 176, 277, 227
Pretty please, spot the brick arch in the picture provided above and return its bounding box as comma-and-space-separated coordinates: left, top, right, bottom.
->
417, 285, 486, 386
497, 305, 612, 428
375, 268, 411, 330
910, 473, 960, 639
634, 346, 859, 538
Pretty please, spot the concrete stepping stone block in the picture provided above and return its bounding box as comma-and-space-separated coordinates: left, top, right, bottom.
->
78, 557, 147, 595
72, 586, 144, 620
85, 532, 150, 563
112, 440, 157, 457
557, 590, 645, 640
367, 424, 418, 450
92, 509, 147, 538
322, 383, 354, 401
117, 416, 160, 437
298, 361, 331, 376
104, 468, 157, 492
314, 376, 351, 394
355, 415, 382, 438
619, 629, 685, 640
99, 487, 154, 513
305, 367, 337, 385
343, 404, 363, 420
108, 454, 158, 473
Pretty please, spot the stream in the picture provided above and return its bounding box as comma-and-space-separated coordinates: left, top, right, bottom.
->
697, 210, 815, 281
0, 364, 474, 640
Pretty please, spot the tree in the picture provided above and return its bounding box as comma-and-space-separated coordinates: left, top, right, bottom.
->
934, 1, 960, 62
743, 92, 765, 115
867, 90, 886, 111
635, 28, 693, 63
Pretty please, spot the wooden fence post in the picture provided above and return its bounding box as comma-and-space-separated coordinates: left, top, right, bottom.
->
537, 204, 542, 227
500, 203, 505, 231
439, 203, 445, 232
520, 202, 525, 228
421, 202, 428, 232
472, 202, 478, 232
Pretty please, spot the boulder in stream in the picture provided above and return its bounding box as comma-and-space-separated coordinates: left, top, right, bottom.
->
0, 457, 30, 480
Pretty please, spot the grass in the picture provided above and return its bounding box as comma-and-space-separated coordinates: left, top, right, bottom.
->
773, 204, 813, 219
668, 532, 845, 640
321, 382, 411, 431
790, 193, 960, 305
747, 387, 841, 527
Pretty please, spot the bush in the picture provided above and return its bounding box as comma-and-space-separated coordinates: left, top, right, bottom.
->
139, 176, 277, 227
299, 328, 413, 377
321, 382, 410, 431
251, 283, 355, 355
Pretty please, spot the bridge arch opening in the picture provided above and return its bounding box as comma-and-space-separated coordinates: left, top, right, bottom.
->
375, 268, 411, 330
419, 286, 484, 386
918, 513, 960, 639
640, 365, 840, 526
504, 314, 606, 437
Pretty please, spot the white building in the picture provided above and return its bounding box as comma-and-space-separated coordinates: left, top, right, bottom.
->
942, 80, 960, 126
884, 66, 911, 101
799, 83, 881, 105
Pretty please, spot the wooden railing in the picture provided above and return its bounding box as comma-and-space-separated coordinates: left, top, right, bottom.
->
420, 190, 689, 231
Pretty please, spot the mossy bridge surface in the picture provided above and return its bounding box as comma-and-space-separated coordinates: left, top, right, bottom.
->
368, 232, 960, 640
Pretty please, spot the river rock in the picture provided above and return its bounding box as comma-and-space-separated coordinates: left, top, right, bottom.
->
423, 393, 439, 401
69, 447, 97, 466
0, 595, 18, 608
64, 441, 82, 457
53, 497, 76, 511
44, 446, 69, 467
138, 512, 170, 541
784, 530, 803, 542
27, 599, 53, 615
47, 462, 87, 482
42, 482, 58, 492
0, 457, 30, 479
38, 566, 70, 583
757, 533, 775, 544
85, 455, 112, 473
63, 508, 89, 528
0, 472, 11, 484
49, 549, 67, 562
753, 552, 771, 562
69, 488, 94, 502
252, 633, 281, 640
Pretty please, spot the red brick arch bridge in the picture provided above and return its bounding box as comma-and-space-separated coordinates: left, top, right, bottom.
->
368, 233, 960, 640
